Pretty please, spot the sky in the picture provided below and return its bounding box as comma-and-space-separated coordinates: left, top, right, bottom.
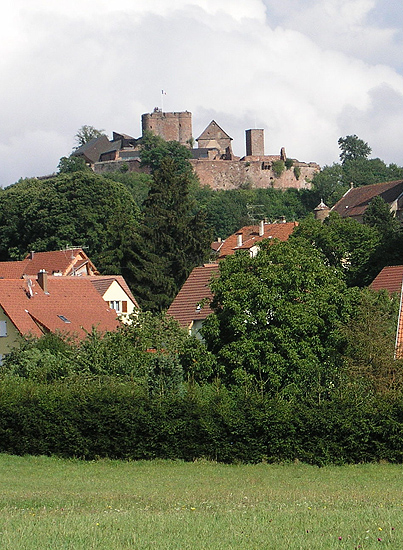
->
2, 0, 403, 186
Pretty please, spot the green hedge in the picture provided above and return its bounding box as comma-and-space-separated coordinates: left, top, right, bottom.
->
0, 378, 402, 465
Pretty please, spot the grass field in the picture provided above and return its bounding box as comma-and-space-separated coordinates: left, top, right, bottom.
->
0, 455, 402, 549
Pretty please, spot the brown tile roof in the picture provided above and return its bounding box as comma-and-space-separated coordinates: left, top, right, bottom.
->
23, 249, 98, 276
72, 135, 111, 164
370, 266, 403, 359
0, 276, 120, 340
370, 265, 403, 295
0, 260, 28, 279
217, 222, 298, 258
331, 180, 403, 218
167, 263, 219, 329
0, 249, 99, 279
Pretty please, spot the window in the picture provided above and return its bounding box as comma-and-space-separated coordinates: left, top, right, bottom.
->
57, 315, 71, 323
110, 301, 120, 312
0, 320, 7, 337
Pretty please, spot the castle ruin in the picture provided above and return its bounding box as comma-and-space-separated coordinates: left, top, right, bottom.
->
88, 109, 320, 190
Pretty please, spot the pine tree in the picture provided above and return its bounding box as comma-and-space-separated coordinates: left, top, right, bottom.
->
132, 157, 212, 311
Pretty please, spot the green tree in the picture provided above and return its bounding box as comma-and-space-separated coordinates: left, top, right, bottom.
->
101, 171, 152, 208
74, 125, 106, 148
57, 155, 90, 174
362, 196, 403, 280
311, 136, 403, 207
338, 134, 371, 164
131, 157, 212, 311
311, 163, 347, 206
363, 196, 399, 236
293, 213, 380, 287
0, 173, 140, 279
140, 131, 193, 176
202, 239, 350, 397
272, 160, 285, 178
342, 288, 401, 395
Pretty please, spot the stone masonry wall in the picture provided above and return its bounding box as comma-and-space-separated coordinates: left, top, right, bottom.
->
190, 159, 319, 190
142, 111, 192, 146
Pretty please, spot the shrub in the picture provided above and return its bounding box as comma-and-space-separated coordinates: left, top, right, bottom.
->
272, 160, 285, 178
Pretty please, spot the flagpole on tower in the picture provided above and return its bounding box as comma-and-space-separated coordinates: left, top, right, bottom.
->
161, 90, 166, 112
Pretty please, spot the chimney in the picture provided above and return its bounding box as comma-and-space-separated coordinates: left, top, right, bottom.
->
259, 220, 264, 237
29, 251, 34, 260
38, 270, 48, 293
236, 233, 243, 247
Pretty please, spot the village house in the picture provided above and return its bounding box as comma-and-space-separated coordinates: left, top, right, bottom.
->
0, 274, 121, 363
0, 248, 99, 278
167, 221, 298, 335
315, 180, 403, 223
0, 249, 139, 362
0, 248, 138, 319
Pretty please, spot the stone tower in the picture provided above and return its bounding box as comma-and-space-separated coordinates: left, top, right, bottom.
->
245, 129, 264, 156
141, 109, 193, 146
314, 200, 330, 222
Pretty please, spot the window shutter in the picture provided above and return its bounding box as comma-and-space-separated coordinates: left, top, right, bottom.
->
122, 301, 128, 313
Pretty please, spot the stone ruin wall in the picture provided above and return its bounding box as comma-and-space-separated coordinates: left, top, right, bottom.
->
190, 159, 319, 191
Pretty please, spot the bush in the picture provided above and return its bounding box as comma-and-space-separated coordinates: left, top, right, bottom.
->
272, 160, 285, 178
0, 377, 403, 464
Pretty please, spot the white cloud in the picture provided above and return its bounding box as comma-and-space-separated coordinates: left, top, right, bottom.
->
2, 0, 403, 185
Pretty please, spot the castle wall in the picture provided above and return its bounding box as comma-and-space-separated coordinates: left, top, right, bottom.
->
93, 159, 150, 174
142, 111, 192, 146
190, 159, 319, 190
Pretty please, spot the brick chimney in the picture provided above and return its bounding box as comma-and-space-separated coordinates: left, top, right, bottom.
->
37, 270, 48, 293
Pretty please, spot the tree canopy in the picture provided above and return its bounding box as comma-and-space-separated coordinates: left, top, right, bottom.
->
74, 125, 106, 148
0, 172, 140, 277
202, 238, 351, 397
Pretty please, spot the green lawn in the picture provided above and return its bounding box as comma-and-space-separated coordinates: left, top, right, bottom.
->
0, 454, 402, 549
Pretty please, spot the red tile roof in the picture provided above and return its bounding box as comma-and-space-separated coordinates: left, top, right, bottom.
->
370, 266, 403, 295
217, 222, 297, 258
0, 276, 120, 340
0, 248, 99, 279
331, 180, 403, 219
167, 263, 219, 329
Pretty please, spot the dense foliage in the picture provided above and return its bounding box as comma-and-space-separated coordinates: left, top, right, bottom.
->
0, 172, 140, 275
202, 239, 352, 396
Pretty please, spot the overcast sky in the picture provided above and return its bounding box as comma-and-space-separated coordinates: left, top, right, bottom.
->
2, 0, 403, 186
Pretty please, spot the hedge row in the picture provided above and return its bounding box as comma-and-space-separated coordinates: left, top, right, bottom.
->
0, 377, 403, 465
